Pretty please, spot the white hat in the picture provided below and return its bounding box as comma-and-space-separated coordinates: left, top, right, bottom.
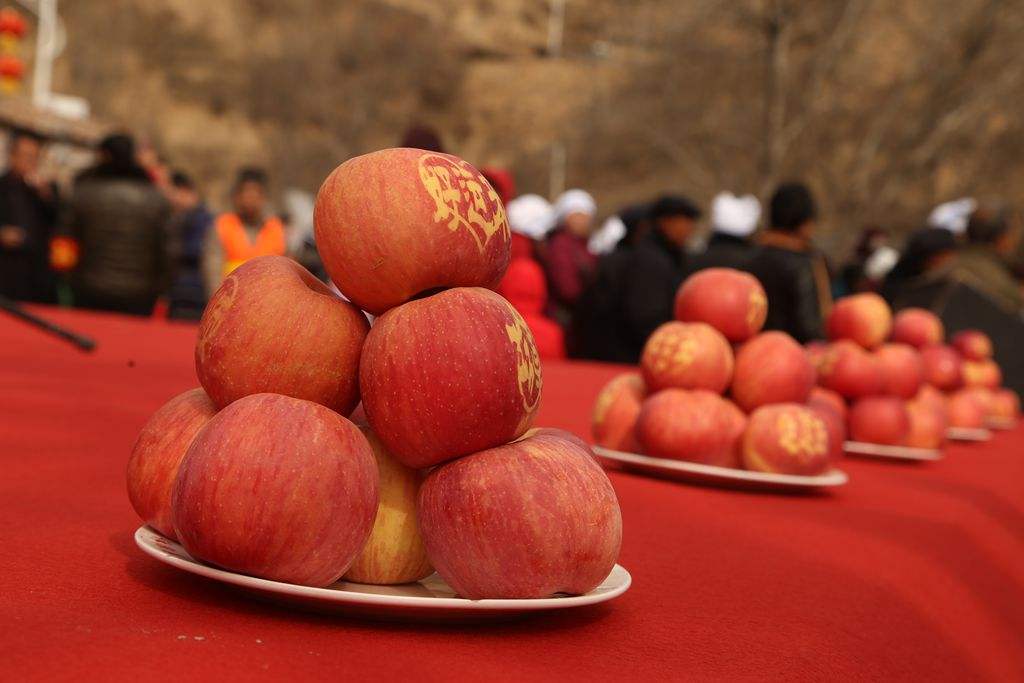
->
927, 197, 977, 234
864, 245, 900, 280
506, 194, 555, 240
554, 189, 597, 224
588, 216, 626, 255
711, 192, 761, 237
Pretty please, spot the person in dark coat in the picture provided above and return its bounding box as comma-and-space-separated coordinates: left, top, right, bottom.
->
574, 196, 700, 363
881, 227, 958, 304
747, 182, 831, 343
0, 129, 59, 303
68, 133, 171, 316
687, 191, 760, 274
166, 171, 213, 320
946, 204, 1022, 312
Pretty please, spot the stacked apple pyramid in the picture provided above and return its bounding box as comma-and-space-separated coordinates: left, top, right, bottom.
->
127, 148, 622, 599
593, 272, 1021, 470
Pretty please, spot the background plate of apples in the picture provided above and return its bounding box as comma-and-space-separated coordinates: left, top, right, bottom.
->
946, 426, 992, 442
842, 441, 942, 462
593, 446, 848, 492
135, 526, 631, 621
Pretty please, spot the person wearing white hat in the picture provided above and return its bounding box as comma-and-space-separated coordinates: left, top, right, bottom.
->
927, 197, 977, 236
688, 191, 761, 273
505, 194, 555, 258
545, 189, 598, 322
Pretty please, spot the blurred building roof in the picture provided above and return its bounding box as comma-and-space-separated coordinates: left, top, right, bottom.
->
0, 96, 105, 146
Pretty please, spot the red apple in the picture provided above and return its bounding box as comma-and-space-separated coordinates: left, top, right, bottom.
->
743, 404, 831, 475
731, 331, 815, 411
808, 386, 847, 421
891, 308, 944, 348
806, 400, 846, 460
641, 321, 734, 393
805, 341, 828, 369
816, 340, 883, 399
344, 427, 432, 585
951, 329, 993, 361
418, 428, 622, 599
946, 390, 986, 429
126, 389, 217, 540
723, 399, 749, 465
673, 268, 767, 342
874, 343, 924, 399
915, 384, 947, 415
848, 397, 910, 445
920, 344, 963, 391
195, 255, 369, 414
592, 372, 646, 452
635, 389, 738, 466
961, 359, 1002, 389
314, 148, 511, 315
904, 400, 947, 449
826, 293, 892, 349
360, 287, 542, 469
990, 388, 1021, 420
171, 393, 378, 587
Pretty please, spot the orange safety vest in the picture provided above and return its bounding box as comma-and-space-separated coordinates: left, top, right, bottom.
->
215, 213, 286, 276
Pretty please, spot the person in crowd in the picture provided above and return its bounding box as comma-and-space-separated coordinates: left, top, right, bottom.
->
399, 124, 444, 152
836, 226, 898, 295
165, 171, 213, 320
0, 129, 58, 303
67, 133, 170, 316
881, 227, 957, 304
574, 196, 700, 363
498, 259, 565, 359
927, 197, 976, 238
946, 204, 1022, 312
481, 167, 515, 207
545, 189, 598, 326
747, 182, 832, 343
202, 167, 286, 295
504, 193, 555, 259
687, 191, 760, 273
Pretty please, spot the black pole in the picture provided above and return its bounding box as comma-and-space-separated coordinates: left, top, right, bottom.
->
0, 296, 96, 352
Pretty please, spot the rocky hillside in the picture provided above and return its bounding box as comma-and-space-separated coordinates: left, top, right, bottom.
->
54, 0, 1024, 256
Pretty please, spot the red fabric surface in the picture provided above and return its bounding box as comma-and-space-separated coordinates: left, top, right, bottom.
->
2, 307, 1024, 681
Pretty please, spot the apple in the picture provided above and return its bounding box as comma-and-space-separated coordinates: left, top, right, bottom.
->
826, 293, 892, 349
417, 428, 622, 599
126, 388, 217, 540
961, 359, 1002, 389
344, 427, 433, 585
904, 400, 947, 449
171, 393, 378, 588
808, 386, 847, 421
990, 388, 1021, 421
314, 148, 511, 315
920, 344, 963, 391
805, 341, 828, 369
806, 400, 846, 460
360, 287, 542, 469
951, 329, 993, 361
946, 390, 986, 429
915, 384, 947, 414
848, 397, 910, 445
742, 404, 832, 475
816, 340, 883, 399
635, 389, 738, 466
592, 372, 646, 452
673, 268, 767, 342
195, 255, 369, 414
874, 343, 924, 399
641, 321, 734, 393
731, 331, 815, 411
891, 308, 944, 348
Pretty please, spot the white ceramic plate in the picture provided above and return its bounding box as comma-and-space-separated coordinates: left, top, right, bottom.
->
593, 446, 847, 492
947, 426, 992, 442
134, 526, 631, 621
987, 417, 1018, 431
843, 440, 943, 461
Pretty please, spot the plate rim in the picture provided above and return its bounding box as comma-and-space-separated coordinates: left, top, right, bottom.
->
593, 445, 848, 487
843, 440, 943, 461
946, 426, 993, 441
134, 526, 631, 611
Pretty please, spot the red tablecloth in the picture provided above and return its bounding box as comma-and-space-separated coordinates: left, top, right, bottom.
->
3, 307, 1023, 681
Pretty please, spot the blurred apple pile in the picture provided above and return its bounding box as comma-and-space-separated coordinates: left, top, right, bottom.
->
127, 148, 622, 600
593, 269, 1022, 472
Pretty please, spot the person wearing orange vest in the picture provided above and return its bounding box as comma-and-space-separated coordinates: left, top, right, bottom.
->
202, 167, 286, 294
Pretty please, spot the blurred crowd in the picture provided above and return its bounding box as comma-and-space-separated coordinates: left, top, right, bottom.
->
2, 126, 1022, 370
